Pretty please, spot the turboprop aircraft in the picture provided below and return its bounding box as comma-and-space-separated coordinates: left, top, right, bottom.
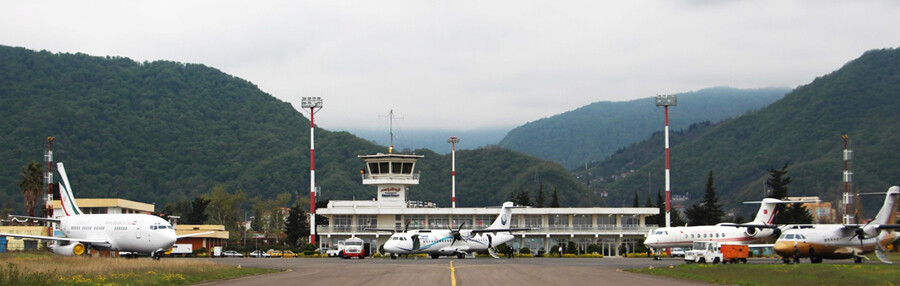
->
0, 163, 210, 259
774, 186, 900, 264
643, 197, 813, 253
379, 202, 528, 259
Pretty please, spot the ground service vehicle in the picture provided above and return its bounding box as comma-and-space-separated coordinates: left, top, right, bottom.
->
341, 237, 365, 259
168, 244, 193, 257
326, 242, 345, 257
684, 241, 748, 264
670, 248, 685, 257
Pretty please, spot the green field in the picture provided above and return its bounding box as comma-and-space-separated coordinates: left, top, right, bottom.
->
629, 263, 900, 286
1, 251, 278, 285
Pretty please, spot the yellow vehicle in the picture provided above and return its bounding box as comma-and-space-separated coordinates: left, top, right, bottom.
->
266, 249, 283, 257
281, 250, 297, 258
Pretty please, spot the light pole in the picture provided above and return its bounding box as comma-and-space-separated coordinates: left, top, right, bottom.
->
448, 136, 460, 208
301, 97, 323, 246
655, 94, 676, 228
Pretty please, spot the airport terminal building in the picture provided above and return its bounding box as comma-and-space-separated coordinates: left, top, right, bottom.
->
316, 153, 658, 257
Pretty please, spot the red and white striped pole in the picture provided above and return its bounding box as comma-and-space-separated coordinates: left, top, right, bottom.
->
664, 105, 671, 228
302, 97, 323, 245
656, 94, 676, 228
309, 107, 316, 245
448, 136, 460, 208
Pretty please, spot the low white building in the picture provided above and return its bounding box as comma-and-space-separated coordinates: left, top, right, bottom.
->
316, 152, 658, 257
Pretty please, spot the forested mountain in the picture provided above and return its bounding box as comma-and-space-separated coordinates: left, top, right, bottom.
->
0, 45, 591, 214
499, 87, 788, 169
596, 48, 900, 218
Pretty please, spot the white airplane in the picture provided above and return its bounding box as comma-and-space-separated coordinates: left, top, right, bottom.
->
0, 163, 210, 259
380, 202, 528, 259
643, 197, 809, 252
774, 186, 900, 264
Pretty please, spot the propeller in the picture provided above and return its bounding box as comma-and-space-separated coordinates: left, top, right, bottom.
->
448, 222, 465, 246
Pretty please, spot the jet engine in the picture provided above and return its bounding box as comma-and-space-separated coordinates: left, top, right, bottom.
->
50, 242, 86, 256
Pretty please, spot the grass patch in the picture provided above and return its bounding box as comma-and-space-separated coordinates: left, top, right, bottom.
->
629, 263, 900, 285
1, 251, 278, 285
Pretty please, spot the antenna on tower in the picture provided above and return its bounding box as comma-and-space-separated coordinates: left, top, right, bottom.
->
381, 110, 404, 153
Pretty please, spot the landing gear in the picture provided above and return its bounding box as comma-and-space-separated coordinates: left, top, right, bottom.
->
151, 250, 164, 260
390, 253, 397, 260
430, 254, 440, 259
854, 256, 863, 264
457, 253, 466, 259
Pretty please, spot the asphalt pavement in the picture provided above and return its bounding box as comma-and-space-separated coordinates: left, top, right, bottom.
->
197, 256, 717, 286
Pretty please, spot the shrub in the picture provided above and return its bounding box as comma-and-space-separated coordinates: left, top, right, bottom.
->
519, 247, 531, 255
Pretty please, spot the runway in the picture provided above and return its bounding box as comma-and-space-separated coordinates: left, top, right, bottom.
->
198, 257, 713, 286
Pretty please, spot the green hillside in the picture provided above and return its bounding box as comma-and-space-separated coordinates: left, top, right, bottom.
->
499, 87, 788, 169
598, 48, 900, 217
0, 46, 590, 213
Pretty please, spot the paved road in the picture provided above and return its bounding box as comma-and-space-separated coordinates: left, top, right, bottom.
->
198, 257, 714, 286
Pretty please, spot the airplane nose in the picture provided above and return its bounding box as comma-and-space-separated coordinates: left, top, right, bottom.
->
773, 241, 793, 257
384, 241, 397, 252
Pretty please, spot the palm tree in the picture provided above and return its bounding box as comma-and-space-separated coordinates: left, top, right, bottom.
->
19, 161, 44, 218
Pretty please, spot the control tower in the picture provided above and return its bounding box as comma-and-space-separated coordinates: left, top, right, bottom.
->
359, 153, 424, 207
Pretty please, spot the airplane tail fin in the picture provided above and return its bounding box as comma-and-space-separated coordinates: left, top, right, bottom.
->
750, 198, 781, 225
487, 202, 515, 230
56, 163, 83, 216
749, 198, 818, 225
872, 186, 899, 225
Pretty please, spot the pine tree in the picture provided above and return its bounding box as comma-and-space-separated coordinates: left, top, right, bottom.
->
284, 202, 309, 247
782, 203, 813, 224
633, 192, 639, 207
516, 188, 533, 207
550, 188, 561, 208
670, 208, 686, 227
767, 162, 794, 224
684, 171, 723, 225
535, 184, 545, 208
185, 197, 210, 224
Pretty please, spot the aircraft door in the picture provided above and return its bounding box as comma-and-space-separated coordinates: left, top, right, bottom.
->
134, 221, 141, 240
412, 235, 420, 252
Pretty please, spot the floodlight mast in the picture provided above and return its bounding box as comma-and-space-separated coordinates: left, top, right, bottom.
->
448, 136, 460, 208
301, 97, 323, 245
655, 94, 677, 228
842, 135, 854, 224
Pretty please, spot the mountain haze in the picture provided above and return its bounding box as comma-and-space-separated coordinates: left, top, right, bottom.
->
0, 46, 591, 213
599, 48, 900, 218
499, 87, 788, 169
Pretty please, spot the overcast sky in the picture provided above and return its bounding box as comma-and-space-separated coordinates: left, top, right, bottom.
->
3, 1, 899, 132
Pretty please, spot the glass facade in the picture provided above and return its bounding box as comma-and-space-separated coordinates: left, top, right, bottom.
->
357, 215, 377, 230
428, 215, 449, 228
474, 215, 493, 229
451, 215, 472, 228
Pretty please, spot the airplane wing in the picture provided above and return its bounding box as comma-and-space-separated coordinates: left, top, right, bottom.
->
7, 214, 60, 224
876, 224, 900, 230
0, 232, 108, 245
176, 231, 215, 239
470, 227, 532, 234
